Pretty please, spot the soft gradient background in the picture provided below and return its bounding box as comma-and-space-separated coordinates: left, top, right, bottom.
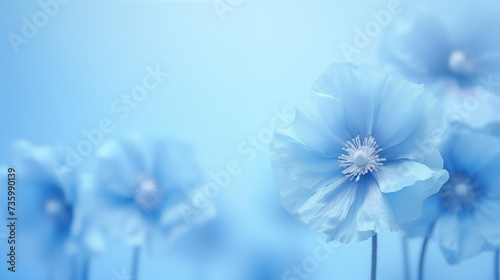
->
0, 0, 497, 279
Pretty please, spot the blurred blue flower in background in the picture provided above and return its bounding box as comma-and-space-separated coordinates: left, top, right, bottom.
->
379, 5, 500, 130
270, 63, 449, 243
90, 136, 213, 256
13, 141, 96, 280
404, 130, 500, 264
379, 5, 500, 89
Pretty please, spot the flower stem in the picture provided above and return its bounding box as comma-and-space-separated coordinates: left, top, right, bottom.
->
495, 250, 499, 280
418, 237, 429, 280
371, 234, 377, 280
82, 257, 90, 280
402, 234, 410, 280
131, 246, 141, 280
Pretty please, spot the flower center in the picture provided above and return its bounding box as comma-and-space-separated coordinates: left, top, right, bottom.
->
338, 136, 386, 182
45, 197, 72, 223
448, 50, 475, 75
440, 175, 482, 212
134, 176, 163, 212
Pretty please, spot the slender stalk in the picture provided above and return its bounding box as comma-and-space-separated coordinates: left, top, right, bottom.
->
131, 246, 141, 280
495, 250, 499, 280
402, 234, 411, 280
418, 237, 429, 280
82, 256, 90, 280
371, 235, 377, 280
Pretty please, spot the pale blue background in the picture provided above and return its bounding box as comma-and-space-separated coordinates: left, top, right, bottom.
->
0, 0, 496, 279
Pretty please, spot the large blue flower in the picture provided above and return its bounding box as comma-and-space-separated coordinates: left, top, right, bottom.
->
270, 64, 449, 243
91, 136, 213, 255
404, 129, 500, 264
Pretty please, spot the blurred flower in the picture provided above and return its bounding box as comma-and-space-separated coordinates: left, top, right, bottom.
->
91, 136, 213, 256
379, 6, 500, 88
404, 130, 500, 264
270, 63, 449, 243
12, 141, 96, 280
379, 6, 500, 134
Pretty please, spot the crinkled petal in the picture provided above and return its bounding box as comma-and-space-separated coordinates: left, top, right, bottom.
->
356, 176, 398, 232
297, 178, 357, 231
272, 133, 341, 191
373, 77, 441, 153
324, 190, 375, 243
372, 160, 435, 193
270, 144, 317, 218
277, 92, 350, 156
378, 88, 443, 162
385, 167, 449, 225
311, 64, 388, 138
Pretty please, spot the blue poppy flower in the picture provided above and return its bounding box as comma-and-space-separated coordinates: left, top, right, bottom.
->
91, 136, 213, 256
379, 4, 500, 89
270, 63, 449, 243
11, 141, 95, 280
379, 6, 500, 131
404, 129, 500, 263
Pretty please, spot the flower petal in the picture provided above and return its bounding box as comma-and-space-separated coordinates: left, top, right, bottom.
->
356, 176, 398, 232
372, 160, 435, 193
445, 131, 500, 199
385, 167, 448, 224
277, 92, 351, 156
434, 212, 486, 264
475, 197, 500, 245
311, 63, 389, 138
270, 145, 318, 219
272, 133, 341, 191
402, 194, 442, 238
297, 178, 358, 231
379, 13, 452, 84
377, 87, 443, 161
96, 139, 147, 198
324, 191, 375, 243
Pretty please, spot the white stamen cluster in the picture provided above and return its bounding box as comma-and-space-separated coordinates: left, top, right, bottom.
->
339, 136, 386, 182
134, 176, 163, 212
